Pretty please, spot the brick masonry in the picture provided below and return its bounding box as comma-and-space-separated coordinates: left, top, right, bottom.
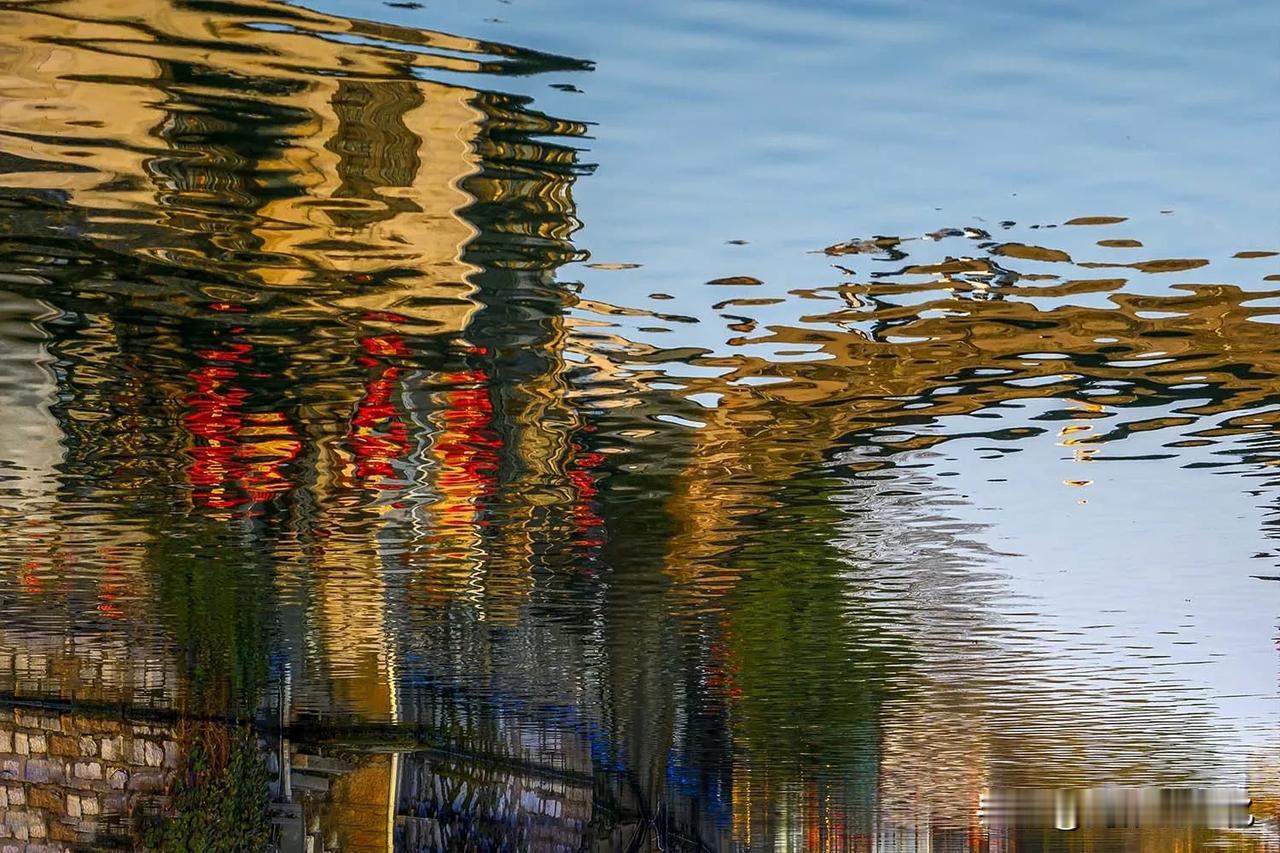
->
0, 706, 178, 852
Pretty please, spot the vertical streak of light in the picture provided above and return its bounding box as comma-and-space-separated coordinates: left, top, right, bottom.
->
387, 750, 401, 852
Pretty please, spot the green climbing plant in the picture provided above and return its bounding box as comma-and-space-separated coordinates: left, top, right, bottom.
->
140, 723, 271, 853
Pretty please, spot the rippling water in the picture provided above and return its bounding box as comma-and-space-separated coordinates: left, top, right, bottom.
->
0, 0, 1278, 849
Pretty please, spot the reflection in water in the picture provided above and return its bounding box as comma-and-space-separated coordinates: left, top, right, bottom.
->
1, 0, 1280, 850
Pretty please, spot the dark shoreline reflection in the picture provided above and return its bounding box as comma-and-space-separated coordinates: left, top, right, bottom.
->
3, 698, 1280, 852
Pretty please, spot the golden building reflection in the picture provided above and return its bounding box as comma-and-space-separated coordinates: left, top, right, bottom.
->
0, 0, 593, 723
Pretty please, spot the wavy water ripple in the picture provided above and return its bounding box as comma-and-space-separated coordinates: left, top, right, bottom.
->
0, 0, 1279, 850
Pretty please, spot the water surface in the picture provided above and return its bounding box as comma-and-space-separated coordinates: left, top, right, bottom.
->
0, 0, 1278, 849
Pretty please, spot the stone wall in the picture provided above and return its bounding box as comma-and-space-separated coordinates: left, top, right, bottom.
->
0, 705, 178, 852
390, 750, 593, 851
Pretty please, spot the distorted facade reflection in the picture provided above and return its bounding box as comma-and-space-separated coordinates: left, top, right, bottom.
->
3, 0, 1280, 851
